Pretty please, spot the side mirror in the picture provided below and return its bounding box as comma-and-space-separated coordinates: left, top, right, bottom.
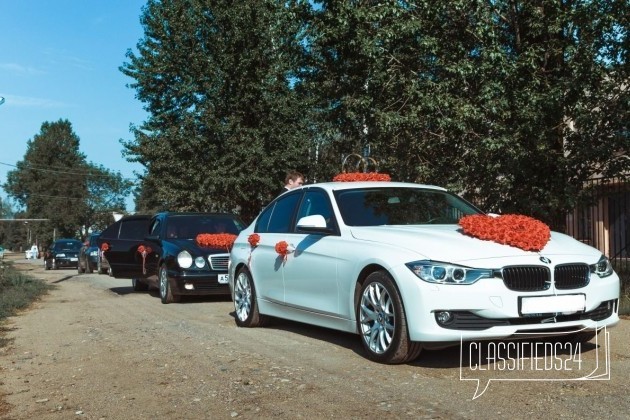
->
296, 215, 333, 235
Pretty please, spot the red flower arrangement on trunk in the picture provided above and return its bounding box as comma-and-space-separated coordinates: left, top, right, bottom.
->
100, 243, 110, 252
333, 172, 391, 182
137, 245, 153, 274
196, 233, 237, 251
458, 214, 551, 252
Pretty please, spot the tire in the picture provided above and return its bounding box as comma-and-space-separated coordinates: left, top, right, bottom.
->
132, 277, 149, 292
77, 262, 84, 274
97, 259, 105, 275
159, 265, 180, 304
233, 267, 268, 327
52, 259, 57, 270
87, 262, 93, 274
357, 271, 422, 364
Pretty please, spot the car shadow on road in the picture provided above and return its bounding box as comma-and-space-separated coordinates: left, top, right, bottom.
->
224, 311, 603, 368
51, 275, 77, 284
108, 286, 232, 303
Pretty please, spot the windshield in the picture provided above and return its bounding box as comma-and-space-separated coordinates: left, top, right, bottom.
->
165, 215, 245, 239
334, 187, 482, 226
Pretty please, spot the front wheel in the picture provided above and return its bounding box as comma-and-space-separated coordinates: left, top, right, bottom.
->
159, 265, 180, 304
357, 271, 422, 364
233, 267, 268, 327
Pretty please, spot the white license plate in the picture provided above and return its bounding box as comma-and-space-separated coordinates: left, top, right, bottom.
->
70, 257, 78, 262
218, 274, 228, 284
521, 294, 585, 315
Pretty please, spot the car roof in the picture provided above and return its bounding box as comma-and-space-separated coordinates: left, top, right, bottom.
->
299, 181, 448, 193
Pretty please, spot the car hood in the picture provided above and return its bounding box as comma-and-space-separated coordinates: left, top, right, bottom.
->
164, 238, 230, 255
349, 225, 602, 265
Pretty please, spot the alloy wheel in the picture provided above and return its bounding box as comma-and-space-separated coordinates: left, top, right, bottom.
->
359, 281, 395, 355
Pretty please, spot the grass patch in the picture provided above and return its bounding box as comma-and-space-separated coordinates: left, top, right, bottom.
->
0, 260, 51, 342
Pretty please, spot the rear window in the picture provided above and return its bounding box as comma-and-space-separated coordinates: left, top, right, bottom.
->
55, 241, 82, 251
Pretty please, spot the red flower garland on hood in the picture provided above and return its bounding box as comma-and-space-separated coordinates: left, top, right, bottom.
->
196, 233, 237, 251
459, 214, 551, 252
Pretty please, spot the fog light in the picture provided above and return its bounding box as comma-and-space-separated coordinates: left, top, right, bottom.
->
435, 311, 453, 325
185, 283, 194, 290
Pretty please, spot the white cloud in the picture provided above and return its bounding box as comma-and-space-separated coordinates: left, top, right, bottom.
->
0, 63, 46, 75
0, 94, 68, 108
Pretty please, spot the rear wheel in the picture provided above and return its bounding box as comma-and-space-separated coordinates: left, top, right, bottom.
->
87, 261, 93, 274
77, 261, 84, 274
233, 267, 268, 327
159, 265, 180, 304
357, 271, 422, 364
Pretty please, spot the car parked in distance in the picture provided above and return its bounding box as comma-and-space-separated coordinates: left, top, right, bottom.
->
78, 232, 110, 275
99, 212, 246, 303
44, 239, 83, 270
228, 181, 620, 364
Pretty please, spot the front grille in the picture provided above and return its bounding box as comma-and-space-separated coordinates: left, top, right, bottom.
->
554, 264, 590, 289
501, 266, 550, 292
209, 254, 229, 271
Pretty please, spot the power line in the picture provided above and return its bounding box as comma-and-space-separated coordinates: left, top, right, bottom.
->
0, 161, 139, 184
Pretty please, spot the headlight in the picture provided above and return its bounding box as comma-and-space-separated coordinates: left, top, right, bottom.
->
177, 250, 193, 268
590, 255, 614, 278
406, 260, 493, 285
194, 256, 206, 268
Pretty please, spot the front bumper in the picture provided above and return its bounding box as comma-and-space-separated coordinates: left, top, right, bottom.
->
391, 265, 621, 343
168, 268, 230, 296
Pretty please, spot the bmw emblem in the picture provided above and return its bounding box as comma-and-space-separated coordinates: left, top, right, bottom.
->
539, 256, 552, 264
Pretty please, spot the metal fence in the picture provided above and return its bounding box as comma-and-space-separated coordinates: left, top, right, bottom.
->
565, 175, 629, 284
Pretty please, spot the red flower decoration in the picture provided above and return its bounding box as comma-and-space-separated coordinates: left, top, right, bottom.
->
101, 243, 110, 252
196, 233, 237, 251
137, 245, 152, 255
333, 172, 391, 182
459, 214, 551, 252
275, 241, 290, 257
248, 233, 261, 247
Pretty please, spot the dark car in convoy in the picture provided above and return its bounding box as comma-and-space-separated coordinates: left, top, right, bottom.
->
44, 238, 83, 270
78, 232, 110, 275
98, 212, 246, 303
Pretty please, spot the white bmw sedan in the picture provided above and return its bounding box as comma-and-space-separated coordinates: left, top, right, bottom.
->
228, 182, 620, 364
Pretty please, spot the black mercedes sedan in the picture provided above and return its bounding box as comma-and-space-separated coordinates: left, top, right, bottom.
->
98, 212, 246, 304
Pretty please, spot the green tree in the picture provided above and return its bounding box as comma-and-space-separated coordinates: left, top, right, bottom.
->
3, 120, 133, 244
305, 0, 628, 229
121, 0, 312, 222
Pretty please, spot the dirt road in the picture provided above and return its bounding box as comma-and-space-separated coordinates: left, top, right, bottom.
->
1, 252, 629, 419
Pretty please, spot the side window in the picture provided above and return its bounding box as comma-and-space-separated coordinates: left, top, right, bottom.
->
296, 190, 334, 228
255, 204, 274, 233
119, 219, 150, 240
150, 219, 161, 237
265, 193, 301, 233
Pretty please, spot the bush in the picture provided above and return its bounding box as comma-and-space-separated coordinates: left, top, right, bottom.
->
0, 261, 51, 322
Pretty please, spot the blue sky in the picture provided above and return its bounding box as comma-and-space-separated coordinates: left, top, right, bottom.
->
0, 1, 148, 211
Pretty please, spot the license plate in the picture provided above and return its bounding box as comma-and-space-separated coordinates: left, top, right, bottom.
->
521, 294, 585, 315
218, 274, 228, 284
70, 257, 78, 262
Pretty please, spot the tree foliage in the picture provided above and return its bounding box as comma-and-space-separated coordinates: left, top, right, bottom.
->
122, 0, 312, 222
123, 0, 628, 228
3, 120, 132, 245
